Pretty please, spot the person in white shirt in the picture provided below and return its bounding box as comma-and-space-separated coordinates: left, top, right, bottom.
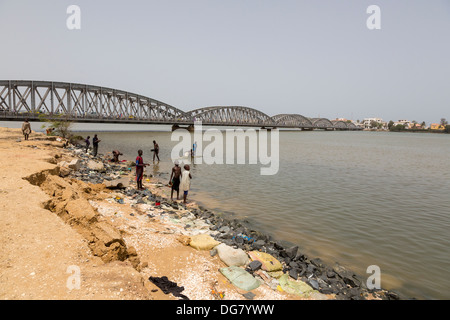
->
180, 164, 192, 204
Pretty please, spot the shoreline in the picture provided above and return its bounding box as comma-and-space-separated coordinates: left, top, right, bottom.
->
0, 127, 404, 300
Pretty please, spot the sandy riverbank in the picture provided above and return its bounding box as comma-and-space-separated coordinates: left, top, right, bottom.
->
0, 127, 306, 300
1, 127, 398, 300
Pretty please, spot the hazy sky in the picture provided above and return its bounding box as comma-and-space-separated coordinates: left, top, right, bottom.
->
1, 0, 449, 124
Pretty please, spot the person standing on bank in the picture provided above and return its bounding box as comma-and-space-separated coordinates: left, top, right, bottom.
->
85, 136, 90, 153
22, 119, 31, 141
135, 149, 149, 190
152, 140, 160, 162
93, 134, 101, 157
180, 164, 192, 204
169, 160, 182, 201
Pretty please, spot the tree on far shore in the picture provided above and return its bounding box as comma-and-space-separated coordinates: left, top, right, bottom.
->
388, 120, 394, 130
390, 124, 406, 132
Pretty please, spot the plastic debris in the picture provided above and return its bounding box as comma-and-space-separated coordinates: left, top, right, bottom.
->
219, 266, 261, 291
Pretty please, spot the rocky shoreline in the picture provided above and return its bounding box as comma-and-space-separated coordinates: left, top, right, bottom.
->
54, 140, 404, 301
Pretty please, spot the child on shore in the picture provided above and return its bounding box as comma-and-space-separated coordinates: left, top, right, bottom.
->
180, 164, 192, 204
135, 149, 149, 190
169, 160, 181, 201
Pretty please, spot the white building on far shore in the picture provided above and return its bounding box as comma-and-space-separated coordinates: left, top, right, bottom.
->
393, 119, 412, 128
362, 118, 387, 129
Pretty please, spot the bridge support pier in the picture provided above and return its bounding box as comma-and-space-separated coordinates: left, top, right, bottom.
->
172, 124, 194, 132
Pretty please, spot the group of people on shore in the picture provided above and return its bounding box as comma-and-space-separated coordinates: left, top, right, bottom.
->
135, 148, 192, 204
83, 135, 192, 204
84, 134, 101, 157
19, 122, 192, 203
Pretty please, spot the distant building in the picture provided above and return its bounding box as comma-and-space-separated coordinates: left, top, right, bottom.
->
393, 119, 412, 128
430, 123, 445, 130
411, 123, 423, 129
362, 118, 387, 129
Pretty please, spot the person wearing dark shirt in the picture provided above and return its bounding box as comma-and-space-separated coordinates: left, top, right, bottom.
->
93, 134, 101, 157
169, 160, 181, 201
85, 136, 90, 153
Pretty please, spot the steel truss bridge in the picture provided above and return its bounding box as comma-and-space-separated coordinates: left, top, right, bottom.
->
0, 80, 361, 131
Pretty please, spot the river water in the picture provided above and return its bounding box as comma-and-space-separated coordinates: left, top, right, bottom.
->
3, 121, 450, 299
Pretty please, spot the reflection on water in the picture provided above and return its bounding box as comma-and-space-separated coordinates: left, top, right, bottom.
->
57, 127, 450, 299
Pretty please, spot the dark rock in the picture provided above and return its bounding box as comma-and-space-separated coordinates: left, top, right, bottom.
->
310, 258, 325, 268
266, 246, 278, 257
284, 246, 298, 260
306, 263, 316, 273
335, 292, 347, 300
344, 275, 361, 288
319, 274, 331, 285
333, 264, 361, 288
330, 280, 346, 294
308, 279, 320, 290
387, 291, 400, 300
289, 268, 299, 280
242, 292, 256, 300
320, 287, 334, 294
246, 260, 262, 272
294, 253, 306, 262
297, 264, 306, 277
252, 240, 266, 250
219, 232, 234, 240
326, 269, 336, 278
347, 288, 362, 300
273, 242, 284, 251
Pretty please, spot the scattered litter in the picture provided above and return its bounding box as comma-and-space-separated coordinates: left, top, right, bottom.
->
149, 276, 189, 300
219, 266, 261, 291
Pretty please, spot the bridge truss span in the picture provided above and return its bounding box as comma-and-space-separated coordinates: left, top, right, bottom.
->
272, 114, 313, 128
188, 106, 276, 126
0, 80, 189, 123
0, 80, 362, 130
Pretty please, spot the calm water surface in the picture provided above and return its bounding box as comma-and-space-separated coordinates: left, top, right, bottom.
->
4, 121, 449, 299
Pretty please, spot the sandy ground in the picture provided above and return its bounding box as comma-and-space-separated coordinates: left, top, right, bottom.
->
0, 127, 312, 300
